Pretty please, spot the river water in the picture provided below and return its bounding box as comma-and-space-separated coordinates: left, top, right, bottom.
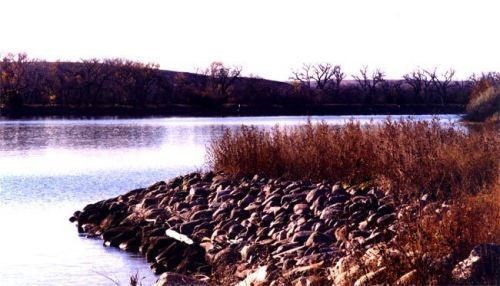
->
0, 115, 459, 286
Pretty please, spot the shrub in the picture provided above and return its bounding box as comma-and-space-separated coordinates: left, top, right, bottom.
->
207, 119, 499, 200
465, 83, 500, 122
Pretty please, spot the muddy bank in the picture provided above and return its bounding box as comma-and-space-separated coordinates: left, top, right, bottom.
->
70, 172, 498, 285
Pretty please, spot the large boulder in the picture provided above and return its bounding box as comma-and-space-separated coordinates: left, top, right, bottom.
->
452, 244, 500, 285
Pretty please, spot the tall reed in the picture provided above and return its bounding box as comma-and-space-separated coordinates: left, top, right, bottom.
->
207, 119, 499, 199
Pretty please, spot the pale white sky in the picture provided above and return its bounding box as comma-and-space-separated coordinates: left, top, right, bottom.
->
1, 0, 499, 80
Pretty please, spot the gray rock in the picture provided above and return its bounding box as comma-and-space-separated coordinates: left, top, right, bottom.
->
293, 203, 309, 215
306, 187, 328, 203
213, 246, 240, 266
349, 230, 370, 239
305, 231, 333, 247
292, 231, 314, 244
238, 194, 256, 208
320, 205, 342, 220
376, 203, 394, 216
189, 187, 209, 197
102, 226, 136, 242
240, 244, 257, 261
155, 272, 209, 286
179, 219, 205, 235
452, 244, 500, 285
329, 194, 350, 204
363, 231, 383, 246
145, 237, 174, 262
358, 220, 370, 231
189, 209, 213, 221
367, 212, 379, 224
331, 184, 345, 195
350, 210, 368, 222
281, 192, 307, 205
348, 201, 367, 213
215, 187, 231, 199
376, 213, 396, 227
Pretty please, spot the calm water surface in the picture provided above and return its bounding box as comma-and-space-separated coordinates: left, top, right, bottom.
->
0, 114, 460, 286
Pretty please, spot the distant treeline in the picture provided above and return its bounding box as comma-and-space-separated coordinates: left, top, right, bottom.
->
1, 53, 498, 115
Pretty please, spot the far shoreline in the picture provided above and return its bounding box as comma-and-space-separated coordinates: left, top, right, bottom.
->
0, 103, 464, 119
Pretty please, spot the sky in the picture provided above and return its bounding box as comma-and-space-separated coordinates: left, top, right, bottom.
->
1, 0, 499, 80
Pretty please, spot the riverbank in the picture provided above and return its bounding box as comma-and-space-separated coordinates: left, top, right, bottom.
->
0, 104, 464, 118
70, 172, 499, 286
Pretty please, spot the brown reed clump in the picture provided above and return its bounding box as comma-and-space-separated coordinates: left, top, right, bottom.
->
465, 84, 500, 122
207, 119, 499, 199
376, 186, 500, 285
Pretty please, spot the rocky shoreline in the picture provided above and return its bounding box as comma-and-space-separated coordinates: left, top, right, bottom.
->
70, 172, 499, 285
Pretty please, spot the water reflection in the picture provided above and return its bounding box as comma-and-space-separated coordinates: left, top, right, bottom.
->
0, 115, 460, 152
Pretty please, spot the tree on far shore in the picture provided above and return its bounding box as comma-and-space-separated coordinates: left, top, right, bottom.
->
425, 68, 455, 105
291, 63, 346, 100
200, 62, 242, 103
0, 53, 30, 108
352, 66, 385, 104
403, 69, 431, 103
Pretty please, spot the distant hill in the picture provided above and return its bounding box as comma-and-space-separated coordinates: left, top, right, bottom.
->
0, 58, 470, 117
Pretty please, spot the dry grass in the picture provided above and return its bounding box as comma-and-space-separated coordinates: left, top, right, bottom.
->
377, 186, 500, 285
465, 74, 500, 122
466, 85, 500, 121
207, 119, 499, 200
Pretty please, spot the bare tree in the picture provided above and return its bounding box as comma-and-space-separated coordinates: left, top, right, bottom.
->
388, 80, 404, 104
311, 63, 335, 90
425, 68, 455, 105
202, 62, 242, 101
75, 58, 114, 106
455, 78, 474, 100
469, 72, 500, 86
403, 69, 431, 103
331, 65, 346, 97
52, 62, 81, 106
291, 63, 345, 97
352, 66, 385, 103
290, 64, 313, 91
125, 60, 159, 107
25, 61, 57, 106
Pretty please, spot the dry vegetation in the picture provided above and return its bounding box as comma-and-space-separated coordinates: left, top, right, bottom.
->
466, 83, 500, 122
207, 119, 498, 200
344, 185, 500, 285
464, 73, 500, 122
207, 119, 499, 284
